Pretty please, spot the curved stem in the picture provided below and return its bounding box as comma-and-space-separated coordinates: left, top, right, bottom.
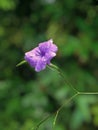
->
48, 63, 79, 93
33, 115, 50, 130
53, 92, 79, 126
34, 64, 98, 130
32, 92, 79, 130
52, 90, 98, 127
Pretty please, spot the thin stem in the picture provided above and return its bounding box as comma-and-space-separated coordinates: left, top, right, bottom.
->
53, 92, 79, 127
58, 92, 79, 112
53, 110, 59, 126
48, 63, 79, 93
33, 64, 98, 130
32, 92, 79, 130
52, 91, 98, 127
58, 69, 78, 93
79, 91, 98, 95
32, 115, 50, 130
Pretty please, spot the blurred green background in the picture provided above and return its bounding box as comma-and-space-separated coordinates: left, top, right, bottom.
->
0, 0, 98, 130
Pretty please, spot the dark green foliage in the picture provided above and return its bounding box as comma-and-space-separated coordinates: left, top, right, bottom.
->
0, 0, 98, 130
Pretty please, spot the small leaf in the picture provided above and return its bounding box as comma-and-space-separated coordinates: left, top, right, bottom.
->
16, 60, 27, 67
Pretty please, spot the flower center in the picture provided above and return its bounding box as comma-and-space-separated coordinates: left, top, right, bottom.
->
36, 49, 45, 57
40, 51, 45, 57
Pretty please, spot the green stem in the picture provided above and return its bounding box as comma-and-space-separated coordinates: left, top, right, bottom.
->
32, 91, 98, 130
58, 93, 79, 111
32, 115, 50, 130
48, 63, 79, 93
53, 92, 79, 127
32, 92, 79, 130
79, 92, 98, 95
53, 90, 98, 127
32, 64, 98, 130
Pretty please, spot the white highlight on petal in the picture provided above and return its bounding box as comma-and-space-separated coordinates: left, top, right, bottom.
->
48, 39, 53, 43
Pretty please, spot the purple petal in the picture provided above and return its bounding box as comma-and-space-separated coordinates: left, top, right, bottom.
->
39, 40, 51, 53
35, 58, 47, 72
50, 43, 58, 52
24, 39, 58, 72
45, 52, 56, 64
24, 47, 41, 67
25, 55, 39, 67
39, 39, 58, 53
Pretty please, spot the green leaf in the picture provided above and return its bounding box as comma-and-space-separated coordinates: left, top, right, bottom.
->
16, 60, 27, 67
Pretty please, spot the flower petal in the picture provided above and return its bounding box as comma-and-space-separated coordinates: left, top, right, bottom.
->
35, 58, 47, 72
50, 43, 58, 52
39, 41, 51, 53
25, 55, 40, 67
39, 39, 58, 54
24, 47, 41, 67
45, 52, 56, 64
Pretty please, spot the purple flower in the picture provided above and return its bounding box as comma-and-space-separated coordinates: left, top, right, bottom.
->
24, 39, 58, 72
